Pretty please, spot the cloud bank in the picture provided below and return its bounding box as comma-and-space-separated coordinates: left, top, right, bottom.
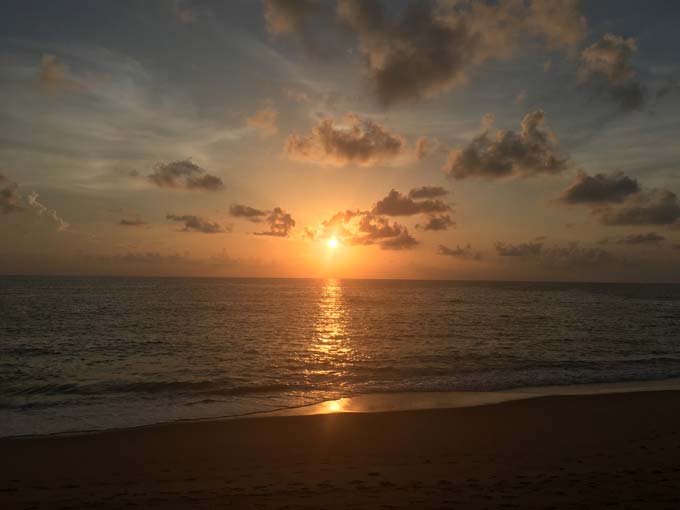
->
579, 33, 645, 111
438, 244, 481, 260
254, 207, 296, 237
166, 214, 229, 233
148, 160, 224, 191
334, 0, 586, 106
444, 111, 568, 180
286, 114, 406, 166
559, 172, 680, 227
0, 174, 69, 230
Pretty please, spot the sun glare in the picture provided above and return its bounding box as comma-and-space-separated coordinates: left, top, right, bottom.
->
326, 238, 339, 249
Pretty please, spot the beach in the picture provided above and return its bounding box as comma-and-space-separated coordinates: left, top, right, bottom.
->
3, 390, 680, 509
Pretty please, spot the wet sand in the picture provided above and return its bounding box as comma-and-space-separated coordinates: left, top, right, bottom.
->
2, 390, 680, 509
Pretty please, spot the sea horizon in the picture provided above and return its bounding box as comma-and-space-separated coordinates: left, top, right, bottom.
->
3, 273, 680, 285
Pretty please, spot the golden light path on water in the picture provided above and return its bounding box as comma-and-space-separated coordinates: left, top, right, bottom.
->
303, 278, 357, 402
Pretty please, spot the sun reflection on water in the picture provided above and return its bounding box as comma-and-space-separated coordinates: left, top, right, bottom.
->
306, 279, 355, 386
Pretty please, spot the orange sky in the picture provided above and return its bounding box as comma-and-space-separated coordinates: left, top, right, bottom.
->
1, 0, 680, 281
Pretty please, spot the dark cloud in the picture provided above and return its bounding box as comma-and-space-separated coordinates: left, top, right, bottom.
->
656, 79, 680, 101
559, 171, 640, 204
542, 244, 616, 269
148, 160, 223, 191
166, 214, 229, 233
560, 172, 680, 227
109, 251, 188, 264
579, 34, 646, 111
437, 244, 481, 260
616, 232, 665, 245
444, 111, 568, 180
311, 209, 417, 250
335, 0, 585, 106
380, 229, 418, 250
119, 218, 147, 227
229, 204, 266, 222
609, 81, 645, 111
286, 114, 406, 166
254, 207, 296, 237
579, 34, 637, 84
0, 175, 68, 230
0, 175, 24, 214
373, 189, 449, 216
600, 190, 680, 226
417, 214, 455, 231
497, 240, 617, 269
408, 186, 448, 199
495, 241, 544, 257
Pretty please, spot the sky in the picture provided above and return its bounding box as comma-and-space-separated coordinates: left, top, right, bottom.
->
1, 0, 679, 281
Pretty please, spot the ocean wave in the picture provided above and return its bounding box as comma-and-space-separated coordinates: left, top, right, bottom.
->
7, 379, 315, 398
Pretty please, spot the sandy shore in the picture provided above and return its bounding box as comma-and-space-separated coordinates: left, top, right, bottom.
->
3, 391, 680, 509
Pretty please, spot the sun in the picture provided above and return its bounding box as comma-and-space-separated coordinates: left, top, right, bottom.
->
326, 237, 339, 249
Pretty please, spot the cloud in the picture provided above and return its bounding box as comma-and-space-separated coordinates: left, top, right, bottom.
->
230, 204, 296, 237
559, 171, 680, 227
171, 0, 197, 23
579, 33, 636, 84
497, 240, 617, 269
310, 209, 417, 250
578, 34, 645, 111
417, 214, 455, 231
373, 189, 449, 216
286, 114, 406, 166
408, 186, 448, 199
25, 192, 70, 231
0, 175, 69, 230
542, 244, 616, 269
599, 190, 680, 226
495, 241, 544, 257
254, 207, 296, 237
148, 160, 223, 191
559, 171, 640, 204
333, 0, 585, 106
107, 251, 189, 264
0, 175, 24, 214
229, 204, 266, 222
39, 54, 71, 92
444, 110, 568, 179
166, 214, 229, 233
437, 244, 481, 260
246, 106, 278, 136
264, 0, 319, 34
263, 0, 339, 56
415, 137, 434, 160
616, 232, 665, 245
609, 81, 645, 111
119, 218, 147, 227
380, 229, 418, 250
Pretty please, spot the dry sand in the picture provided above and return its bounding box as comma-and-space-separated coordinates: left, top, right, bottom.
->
2, 390, 680, 509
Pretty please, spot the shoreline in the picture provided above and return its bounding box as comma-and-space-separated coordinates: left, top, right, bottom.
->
5, 376, 680, 441
3, 389, 680, 508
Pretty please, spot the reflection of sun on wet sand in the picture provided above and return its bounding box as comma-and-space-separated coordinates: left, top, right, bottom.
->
3, 389, 680, 509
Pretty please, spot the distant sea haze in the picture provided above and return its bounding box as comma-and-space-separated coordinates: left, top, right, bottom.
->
1, 276, 680, 437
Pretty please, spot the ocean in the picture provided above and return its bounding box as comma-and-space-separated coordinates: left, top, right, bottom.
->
1, 276, 679, 437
